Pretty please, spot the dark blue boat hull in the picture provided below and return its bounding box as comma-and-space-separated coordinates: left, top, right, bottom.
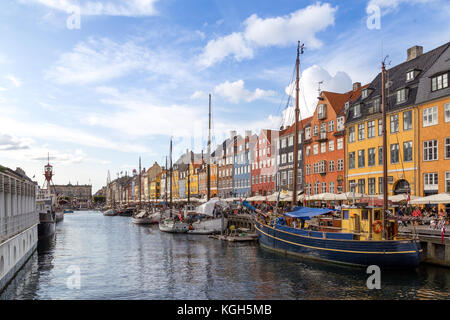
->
255, 221, 421, 269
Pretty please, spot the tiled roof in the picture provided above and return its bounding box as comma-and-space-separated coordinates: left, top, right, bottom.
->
280, 116, 313, 136
346, 42, 450, 124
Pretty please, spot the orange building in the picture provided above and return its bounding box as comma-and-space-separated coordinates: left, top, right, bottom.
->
304, 84, 365, 195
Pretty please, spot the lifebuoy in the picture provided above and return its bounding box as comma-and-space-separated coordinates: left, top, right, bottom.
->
373, 220, 383, 234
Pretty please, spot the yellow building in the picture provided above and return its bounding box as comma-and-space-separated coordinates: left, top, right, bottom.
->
345, 45, 449, 197
186, 162, 201, 197
414, 42, 450, 211
171, 167, 179, 199
150, 173, 161, 200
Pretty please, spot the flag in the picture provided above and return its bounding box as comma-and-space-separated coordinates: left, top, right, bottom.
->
178, 211, 183, 221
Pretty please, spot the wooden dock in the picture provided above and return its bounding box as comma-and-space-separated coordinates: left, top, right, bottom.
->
210, 214, 258, 242
399, 226, 450, 268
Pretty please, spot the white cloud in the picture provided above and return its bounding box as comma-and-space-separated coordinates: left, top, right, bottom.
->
198, 3, 337, 67
5, 75, 22, 87
190, 90, 207, 100
367, 0, 434, 12
198, 33, 254, 68
283, 65, 353, 125
20, 0, 159, 16
0, 134, 32, 151
214, 80, 275, 103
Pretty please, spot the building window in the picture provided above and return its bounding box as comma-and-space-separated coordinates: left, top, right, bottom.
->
313, 163, 319, 174
378, 177, 384, 194
281, 138, 286, 148
367, 120, 375, 138
424, 173, 438, 191
368, 178, 376, 195
337, 159, 344, 171
329, 182, 335, 194
445, 103, 450, 123
446, 172, 450, 193
313, 125, 318, 136
305, 127, 311, 140
446, 138, 450, 159
337, 117, 345, 131
313, 144, 319, 155
431, 73, 449, 91
362, 89, 368, 99
390, 114, 399, 133
306, 146, 311, 156
378, 119, 383, 136
320, 123, 326, 133
337, 138, 343, 150
423, 140, 438, 161
396, 89, 407, 104
391, 144, 399, 164
358, 150, 365, 168
403, 110, 413, 130
288, 152, 294, 163
354, 104, 361, 117
321, 182, 327, 193
329, 140, 334, 152
321, 142, 326, 153
349, 180, 356, 193
314, 182, 320, 195
328, 120, 334, 132
403, 141, 413, 162
281, 154, 286, 164
349, 152, 356, 169
329, 160, 335, 172
288, 171, 293, 186
358, 179, 365, 194
306, 164, 311, 175
372, 98, 381, 113
358, 123, 365, 140
349, 126, 355, 143
368, 148, 376, 166
423, 106, 438, 127
406, 70, 415, 81
378, 147, 383, 166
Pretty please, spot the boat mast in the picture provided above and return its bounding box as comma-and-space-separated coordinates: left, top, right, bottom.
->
170, 138, 173, 207
139, 157, 142, 208
165, 156, 168, 204
207, 94, 212, 201
292, 41, 304, 208
381, 60, 388, 240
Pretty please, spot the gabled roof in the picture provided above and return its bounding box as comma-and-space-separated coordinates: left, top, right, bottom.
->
347, 42, 450, 124
280, 116, 313, 137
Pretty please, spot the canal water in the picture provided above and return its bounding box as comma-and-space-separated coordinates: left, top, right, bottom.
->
1, 211, 449, 300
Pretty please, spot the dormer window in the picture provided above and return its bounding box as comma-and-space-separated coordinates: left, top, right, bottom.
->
361, 89, 368, 99
353, 104, 361, 117
431, 72, 449, 92
396, 88, 407, 104
317, 104, 327, 119
406, 70, 415, 81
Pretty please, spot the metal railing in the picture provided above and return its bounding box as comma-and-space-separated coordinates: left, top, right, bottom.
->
0, 211, 39, 244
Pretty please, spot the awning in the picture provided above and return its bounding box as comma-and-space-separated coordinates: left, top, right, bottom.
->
284, 207, 334, 220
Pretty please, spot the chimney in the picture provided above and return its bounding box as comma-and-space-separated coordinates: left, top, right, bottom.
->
407, 45, 423, 61
352, 82, 361, 91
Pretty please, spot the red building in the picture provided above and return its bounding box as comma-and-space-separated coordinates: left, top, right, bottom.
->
251, 129, 277, 196
304, 84, 366, 195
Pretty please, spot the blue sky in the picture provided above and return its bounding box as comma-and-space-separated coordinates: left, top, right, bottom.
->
0, 0, 449, 192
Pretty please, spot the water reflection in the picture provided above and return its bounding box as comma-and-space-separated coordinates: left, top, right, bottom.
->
1, 211, 449, 300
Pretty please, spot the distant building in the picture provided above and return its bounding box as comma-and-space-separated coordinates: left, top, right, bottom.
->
53, 183, 92, 208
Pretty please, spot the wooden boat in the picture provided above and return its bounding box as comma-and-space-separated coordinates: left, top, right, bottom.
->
132, 210, 160, 224
187, 199, 229, 234
159, 218, 189, 233
103, 208, 118, 216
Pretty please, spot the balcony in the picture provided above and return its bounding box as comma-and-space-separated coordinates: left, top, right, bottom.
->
317, 131, 328, 142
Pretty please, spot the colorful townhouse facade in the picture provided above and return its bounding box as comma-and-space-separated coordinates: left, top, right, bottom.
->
277, 117, 312, 193
415, 42, 450, 211
345, 44, 448, 197
233, 133, 253, 198
217, 132, 237, 198
251, 129, 277, 196
304, 87, 361, 196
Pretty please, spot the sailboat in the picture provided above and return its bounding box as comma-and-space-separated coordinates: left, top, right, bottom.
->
159, 138, 190, 233
248, 42, 422, 269
103, 170, 118, 216
188, 95, 229, 234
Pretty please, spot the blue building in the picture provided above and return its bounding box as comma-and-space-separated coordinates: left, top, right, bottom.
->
233, 132, 253, 198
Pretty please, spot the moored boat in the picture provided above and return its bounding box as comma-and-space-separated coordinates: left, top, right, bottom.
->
63, 209, 74, 214
132, 209, 161, 224
159, 218, 189, 233
103, 208, 118, 216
